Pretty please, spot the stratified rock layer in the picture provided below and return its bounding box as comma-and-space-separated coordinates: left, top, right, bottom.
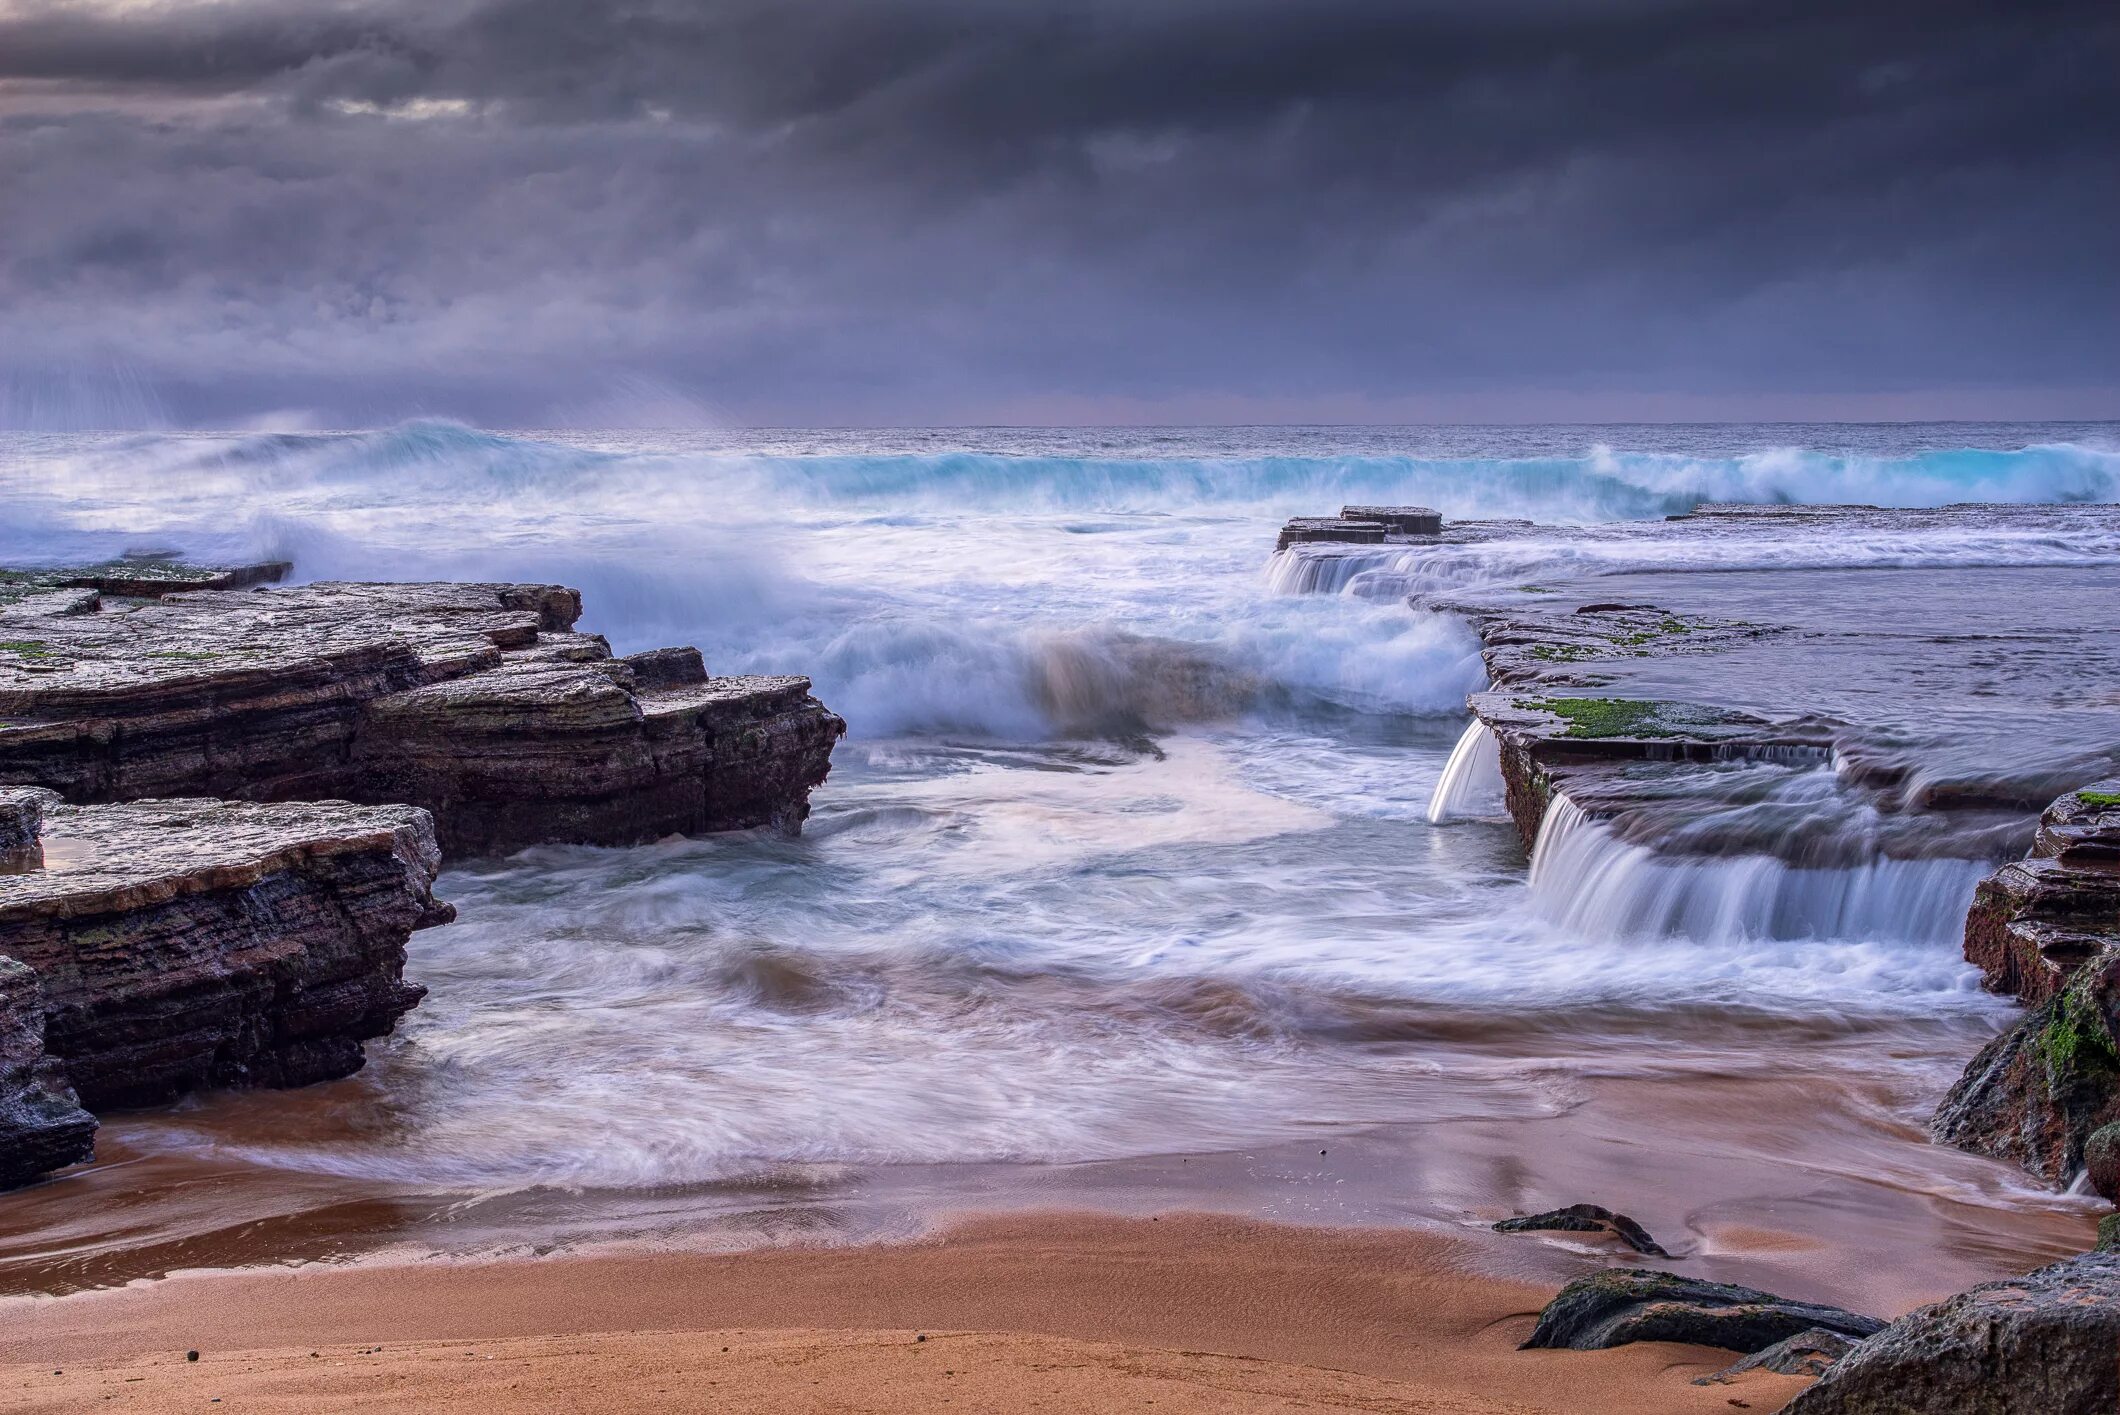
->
0, 956, 96, 1188
0, 794, 451, 1109
0, 579, 845, 856
1783, 1251, 2120, 1415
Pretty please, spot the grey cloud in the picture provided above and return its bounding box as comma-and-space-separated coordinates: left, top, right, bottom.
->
0, 0, 2114, 426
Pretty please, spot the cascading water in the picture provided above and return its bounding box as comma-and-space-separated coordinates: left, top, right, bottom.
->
1527, 793, 1995, 946
1426, 720, 1506, 824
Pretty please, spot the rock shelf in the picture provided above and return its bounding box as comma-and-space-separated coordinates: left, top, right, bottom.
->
0, 576, 846, 855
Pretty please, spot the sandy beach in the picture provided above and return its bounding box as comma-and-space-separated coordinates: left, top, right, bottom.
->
0, 1213, 1812, 1413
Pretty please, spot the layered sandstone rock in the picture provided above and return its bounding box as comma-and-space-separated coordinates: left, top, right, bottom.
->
0, 956, 96, 1189
0, 577, 845, 856
0, 793, 450, 1112
1961, 784, 2120, 1005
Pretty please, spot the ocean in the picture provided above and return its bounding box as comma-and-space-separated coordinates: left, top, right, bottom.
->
1, 421, 2114, 1302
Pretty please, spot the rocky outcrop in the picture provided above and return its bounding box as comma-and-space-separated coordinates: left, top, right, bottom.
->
0, 577, 845, 856
1933, 941, 2120, 1188
1934, 783, 2120, 1189
1782, 1251, 2120, 1415
1521, 1268, 1883, 1353
0, 956, 96, 1189
0, 792, 450, 1110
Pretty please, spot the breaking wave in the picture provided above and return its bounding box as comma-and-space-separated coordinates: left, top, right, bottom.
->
2, 422, 2113, 741
4, 421, 2117, 528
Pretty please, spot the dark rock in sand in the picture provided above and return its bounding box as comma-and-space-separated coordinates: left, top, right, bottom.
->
1493, 1203, 1671, 1257
1522, 1268, 1884, 1353
1782, 1251, 2120, 1415
0, 793, 451, 1109
0, 578, 845, 857
1693, 1327, 1860, 1383
0, 955, 96, 1189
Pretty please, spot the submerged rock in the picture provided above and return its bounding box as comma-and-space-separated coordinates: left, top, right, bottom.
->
1693, 1326, 1860, 1383
1783, 1251, 2120, 1415
1521, 1268, 1883, 1353
0, 578, 845, 857
1493, 1203, 1671, 1257
0, 956, 96, 1189
0, 793, 451, 1110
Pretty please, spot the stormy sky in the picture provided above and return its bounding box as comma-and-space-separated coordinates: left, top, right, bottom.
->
1, 0, 2114, 428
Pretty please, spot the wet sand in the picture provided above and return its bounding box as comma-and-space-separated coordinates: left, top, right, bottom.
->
0, 1213, 1811, 1414
6, 1062, 2096, 1314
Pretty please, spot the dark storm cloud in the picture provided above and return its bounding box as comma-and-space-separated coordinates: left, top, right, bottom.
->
1, 0, 2114, 426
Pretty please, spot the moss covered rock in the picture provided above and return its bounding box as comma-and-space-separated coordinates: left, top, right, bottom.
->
1934, 944, 2120, 1182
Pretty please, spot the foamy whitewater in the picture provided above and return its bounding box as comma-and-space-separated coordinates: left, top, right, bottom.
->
2, 422, 2116, 1235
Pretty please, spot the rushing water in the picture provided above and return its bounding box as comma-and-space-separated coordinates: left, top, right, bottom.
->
0, 422, 2114, 1303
